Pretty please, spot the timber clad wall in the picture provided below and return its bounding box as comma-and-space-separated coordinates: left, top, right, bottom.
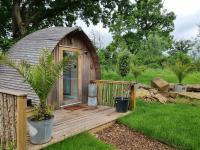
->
0, 27, 100, 106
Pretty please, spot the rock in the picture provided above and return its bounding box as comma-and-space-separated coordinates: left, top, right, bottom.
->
151, 77, 169, 92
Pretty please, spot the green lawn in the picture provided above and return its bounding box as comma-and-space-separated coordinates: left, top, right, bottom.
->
118, 100, 200, 150
42, 132, 115, 150
102, 68, 200, 85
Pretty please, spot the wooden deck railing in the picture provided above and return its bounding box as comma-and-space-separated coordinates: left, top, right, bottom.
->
90, 80, 136, 110
0, 89, 27, 150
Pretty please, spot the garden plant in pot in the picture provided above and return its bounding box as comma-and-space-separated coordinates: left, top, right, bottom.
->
171, 61, 193, 93
115, 51, 131, 113
3, 49, 69, 144
130, 63, 146, 90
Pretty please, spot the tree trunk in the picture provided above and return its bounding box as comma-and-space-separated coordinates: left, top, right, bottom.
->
12, 0, 27, 38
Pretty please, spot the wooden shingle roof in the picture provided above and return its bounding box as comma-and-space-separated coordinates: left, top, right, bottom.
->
8, 27, 79, 64
0, 27, 98, 103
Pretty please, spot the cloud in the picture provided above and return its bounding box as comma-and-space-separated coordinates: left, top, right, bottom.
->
163, 0, 200, 16
164, 0, 200, 39
172, 10, 200, 39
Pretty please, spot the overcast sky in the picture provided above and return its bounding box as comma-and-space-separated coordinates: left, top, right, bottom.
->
77, 0, 200, 48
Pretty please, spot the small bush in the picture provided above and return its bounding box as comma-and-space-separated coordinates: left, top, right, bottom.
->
170, 61, 193, 84
117, 51, 131, 78
130, 64, 146, 82
147, 63, 161, 69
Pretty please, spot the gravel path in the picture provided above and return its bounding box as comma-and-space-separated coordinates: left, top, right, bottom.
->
96, 124, 175, 150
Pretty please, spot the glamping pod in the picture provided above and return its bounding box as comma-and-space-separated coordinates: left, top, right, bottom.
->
0, 27, 100, 108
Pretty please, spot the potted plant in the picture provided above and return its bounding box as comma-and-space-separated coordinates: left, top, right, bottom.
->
115, 50, 131, 112
3, 49, 68, 144
170, 61, 193, 92
130, 63, 146, 90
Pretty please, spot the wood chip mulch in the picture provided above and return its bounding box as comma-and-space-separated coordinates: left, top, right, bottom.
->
95, 124, 175, 150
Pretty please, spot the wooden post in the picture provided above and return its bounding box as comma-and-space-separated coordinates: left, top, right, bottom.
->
96, 82, 99, 105
17, 95, 27, 150
130, 84, 136, 110
133, 84, 137, 110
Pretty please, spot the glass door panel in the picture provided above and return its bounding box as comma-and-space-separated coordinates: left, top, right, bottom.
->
63, 51, 78, 101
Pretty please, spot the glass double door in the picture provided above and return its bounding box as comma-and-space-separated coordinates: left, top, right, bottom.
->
63, 51, 79, 105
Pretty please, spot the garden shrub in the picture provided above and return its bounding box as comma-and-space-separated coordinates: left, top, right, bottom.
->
117, 50, 131, 78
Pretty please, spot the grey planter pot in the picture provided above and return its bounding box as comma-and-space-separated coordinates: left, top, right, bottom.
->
27, 117, 54, 144
174, 84, 187, 93
88, 84, 97, 97
88, 97, 97, 106
134, 83, 140, 90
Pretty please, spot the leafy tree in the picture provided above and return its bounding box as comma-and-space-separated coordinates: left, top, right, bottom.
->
193, 59, 200, 71
105, 42, 118, 65
191, 49, 200, 60
109, 0, 176, 53
0, 0, 127, 39
133, 0, 175, 38
97, 41, 119, 71
192, 25, 200, 60
97, 49, 106, 64
169, 40, 194, 55
135, 33, 169, 66
167, 52, 192, 66
123, 32, 141, 54
0, 38, 15, 54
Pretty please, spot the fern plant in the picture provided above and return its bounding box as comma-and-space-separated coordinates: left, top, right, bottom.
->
171, 61, 193, 84
2, 49, 70, 120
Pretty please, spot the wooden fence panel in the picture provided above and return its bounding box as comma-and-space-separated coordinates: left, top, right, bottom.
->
0, 89, 27, 150
90, 80, 136, 110
0, 93, 17, 149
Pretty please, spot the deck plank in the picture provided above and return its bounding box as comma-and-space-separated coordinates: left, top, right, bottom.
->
53, 108, 115, 131
27, 105, 129, 150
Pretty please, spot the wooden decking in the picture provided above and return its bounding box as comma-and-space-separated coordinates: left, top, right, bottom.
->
28, 105, 129, 150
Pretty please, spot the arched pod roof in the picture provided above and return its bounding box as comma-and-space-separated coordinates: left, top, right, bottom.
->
7, 27, 100, 78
